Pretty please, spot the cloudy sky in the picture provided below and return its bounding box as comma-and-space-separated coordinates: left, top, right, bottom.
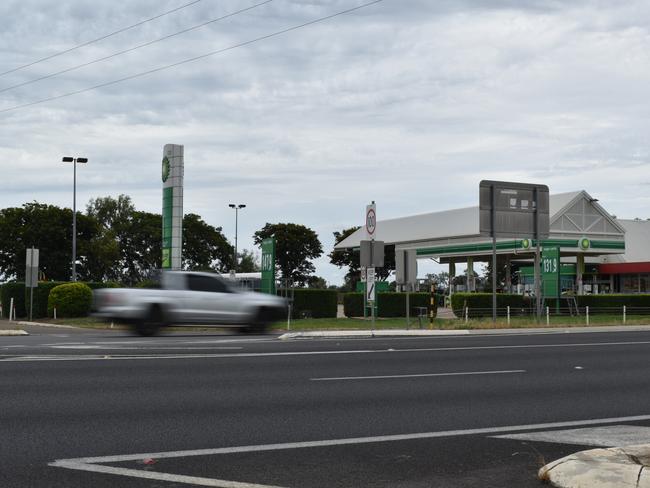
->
1, 0, 649, 284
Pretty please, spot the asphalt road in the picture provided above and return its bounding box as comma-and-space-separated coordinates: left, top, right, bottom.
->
3, 326, 650, 487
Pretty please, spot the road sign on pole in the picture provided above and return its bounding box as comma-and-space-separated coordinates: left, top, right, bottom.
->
365, 202, 376, 240
366, 267, 376, 302
25, 247, 39, 321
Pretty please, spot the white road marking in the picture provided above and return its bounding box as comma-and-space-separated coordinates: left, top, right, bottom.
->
50, 413, 650, 488
51, 460, 284, 488
493, 425, 650, 447
311, 369, 526, 381
4, 339, 650, 363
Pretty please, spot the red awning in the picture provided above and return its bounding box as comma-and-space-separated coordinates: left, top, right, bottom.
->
599, 262, 650, 274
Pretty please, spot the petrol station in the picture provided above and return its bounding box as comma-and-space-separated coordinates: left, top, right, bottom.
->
336, 188, 650, 299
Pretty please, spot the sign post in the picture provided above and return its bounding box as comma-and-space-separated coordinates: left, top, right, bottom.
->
25, 247, 39, 321
480, 181, 550, 323
364, 201, 377, 334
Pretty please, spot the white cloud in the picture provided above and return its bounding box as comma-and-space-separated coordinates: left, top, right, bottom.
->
1, 0, 649, 285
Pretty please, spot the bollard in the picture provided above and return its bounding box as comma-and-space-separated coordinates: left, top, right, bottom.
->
54, 307, 57, 320
623, 305, 626, 325
586, 306, 590, 326
464, 306, 469, 324
546, 306, 549, 326
9, 298, 14, 322
429, 283, 435, 329
507, 306, 510, 326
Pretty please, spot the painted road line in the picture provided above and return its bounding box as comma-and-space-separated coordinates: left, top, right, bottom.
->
50, 413, 650, 488
492, 425, 650, 447
51, 460, 284, 488
56, 415, 650, 463
311, 369, 526, 381
7, 339, 650, 362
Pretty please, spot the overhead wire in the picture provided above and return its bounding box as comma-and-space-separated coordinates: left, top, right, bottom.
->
0, 0, 274, 94
0, 0, 203, 78
0, 0, 384, 115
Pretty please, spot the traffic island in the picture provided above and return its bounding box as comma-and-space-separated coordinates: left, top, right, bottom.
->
539, 444, 650, 487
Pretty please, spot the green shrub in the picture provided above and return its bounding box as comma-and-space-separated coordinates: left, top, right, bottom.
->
47, 283, 93, 318
1, 282, 26, 319
451, 293, 530, 318
377, 292, 436, 318
281, 289, 338, 318
344, 292, 364, 317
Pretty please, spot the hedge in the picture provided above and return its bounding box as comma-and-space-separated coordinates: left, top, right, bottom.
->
25, 281, 66, 319
84, 281, 121, 290
47, 283, 93, 318
377, 292, 437, 318
344, 293, 363, 317
544, 294, 650, 310
451, 293, 531, 318
344, 292, 437, 318
1, 282, 26, 319
282, 289, 338, 318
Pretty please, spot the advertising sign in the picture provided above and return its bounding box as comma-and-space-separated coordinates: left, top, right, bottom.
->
542, 247, 560, 298
261, 237, 276, 294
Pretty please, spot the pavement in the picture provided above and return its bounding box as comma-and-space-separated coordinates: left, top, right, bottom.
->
4, 317, 650, 487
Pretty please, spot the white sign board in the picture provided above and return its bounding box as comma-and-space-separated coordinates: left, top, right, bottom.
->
25, 248, 39, 288
365, 203, 376, 240
366, 267, 376, 302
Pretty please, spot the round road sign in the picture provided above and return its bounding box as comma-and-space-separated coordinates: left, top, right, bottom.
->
366, 208, 376, 236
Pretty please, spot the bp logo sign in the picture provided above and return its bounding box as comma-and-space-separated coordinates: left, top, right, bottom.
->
521, 238, 531, 250
162, 156, 170, 182
580, 237, 590, 250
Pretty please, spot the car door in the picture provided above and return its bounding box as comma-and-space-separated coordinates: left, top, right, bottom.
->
186, 274, 236, 323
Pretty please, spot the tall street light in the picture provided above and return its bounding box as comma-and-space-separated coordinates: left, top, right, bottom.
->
62, 156, 88, 281
228, 204, 246, 273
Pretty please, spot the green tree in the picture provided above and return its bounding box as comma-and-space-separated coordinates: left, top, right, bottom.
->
237, 249, 260, 273
307, 275, 327, 289
0, 203, 99, 281
182, 213, 233, 272
253, 223, 323, 286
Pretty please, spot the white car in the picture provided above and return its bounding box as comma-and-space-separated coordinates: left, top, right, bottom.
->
92, 271, 287, 336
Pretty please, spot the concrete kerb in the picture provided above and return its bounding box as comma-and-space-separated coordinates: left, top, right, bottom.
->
15, 320, 77, 329
279, 330, 471, 339
539, 444, 650, 488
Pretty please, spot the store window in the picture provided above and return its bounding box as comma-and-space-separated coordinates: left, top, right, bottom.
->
641, 274, 649, 293
622, 275, 639, 293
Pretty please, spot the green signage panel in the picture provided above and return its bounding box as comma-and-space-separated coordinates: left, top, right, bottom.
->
260, 237, 276, 294
541, 247, 560, 298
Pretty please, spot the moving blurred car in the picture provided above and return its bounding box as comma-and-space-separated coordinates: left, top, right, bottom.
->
92, 271, 286, 336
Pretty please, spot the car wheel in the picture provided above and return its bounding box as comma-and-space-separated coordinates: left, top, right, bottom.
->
134, 305, 165, 336
244, 308, 269, 334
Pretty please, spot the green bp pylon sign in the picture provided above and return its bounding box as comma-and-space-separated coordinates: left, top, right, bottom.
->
260, 238, 276, 294
161, 145, 184, 270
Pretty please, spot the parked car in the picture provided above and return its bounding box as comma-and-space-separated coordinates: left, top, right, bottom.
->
92, 271, 286, 336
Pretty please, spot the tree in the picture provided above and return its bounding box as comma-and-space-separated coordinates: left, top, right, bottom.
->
329, 226, 361, 291
0, 202, 101, 282
182, 213, 233, 272
253, 223, 323, 286
307, 275, 327, 289
237, 249, 260, 273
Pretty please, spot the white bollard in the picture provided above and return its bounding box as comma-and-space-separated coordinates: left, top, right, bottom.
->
465, 306, 469, 324
54, 307, 57, 320
586, 306, 590, 326
623, 305, 626, 325
507, 306, 510, 326
546, 306, 550, 326
9, 298, 14, 322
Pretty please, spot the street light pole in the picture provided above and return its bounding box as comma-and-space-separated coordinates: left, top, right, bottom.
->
228, 204, 246, 273
62, 156, 88, 281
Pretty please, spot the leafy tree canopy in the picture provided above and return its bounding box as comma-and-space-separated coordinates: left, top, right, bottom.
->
253, 223, 323, 286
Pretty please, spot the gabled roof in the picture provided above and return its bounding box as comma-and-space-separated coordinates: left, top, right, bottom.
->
600, 219, 650, 263
335, 190, 620, 249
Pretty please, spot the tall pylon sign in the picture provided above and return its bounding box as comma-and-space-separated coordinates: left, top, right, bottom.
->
162, 144, 184, 270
